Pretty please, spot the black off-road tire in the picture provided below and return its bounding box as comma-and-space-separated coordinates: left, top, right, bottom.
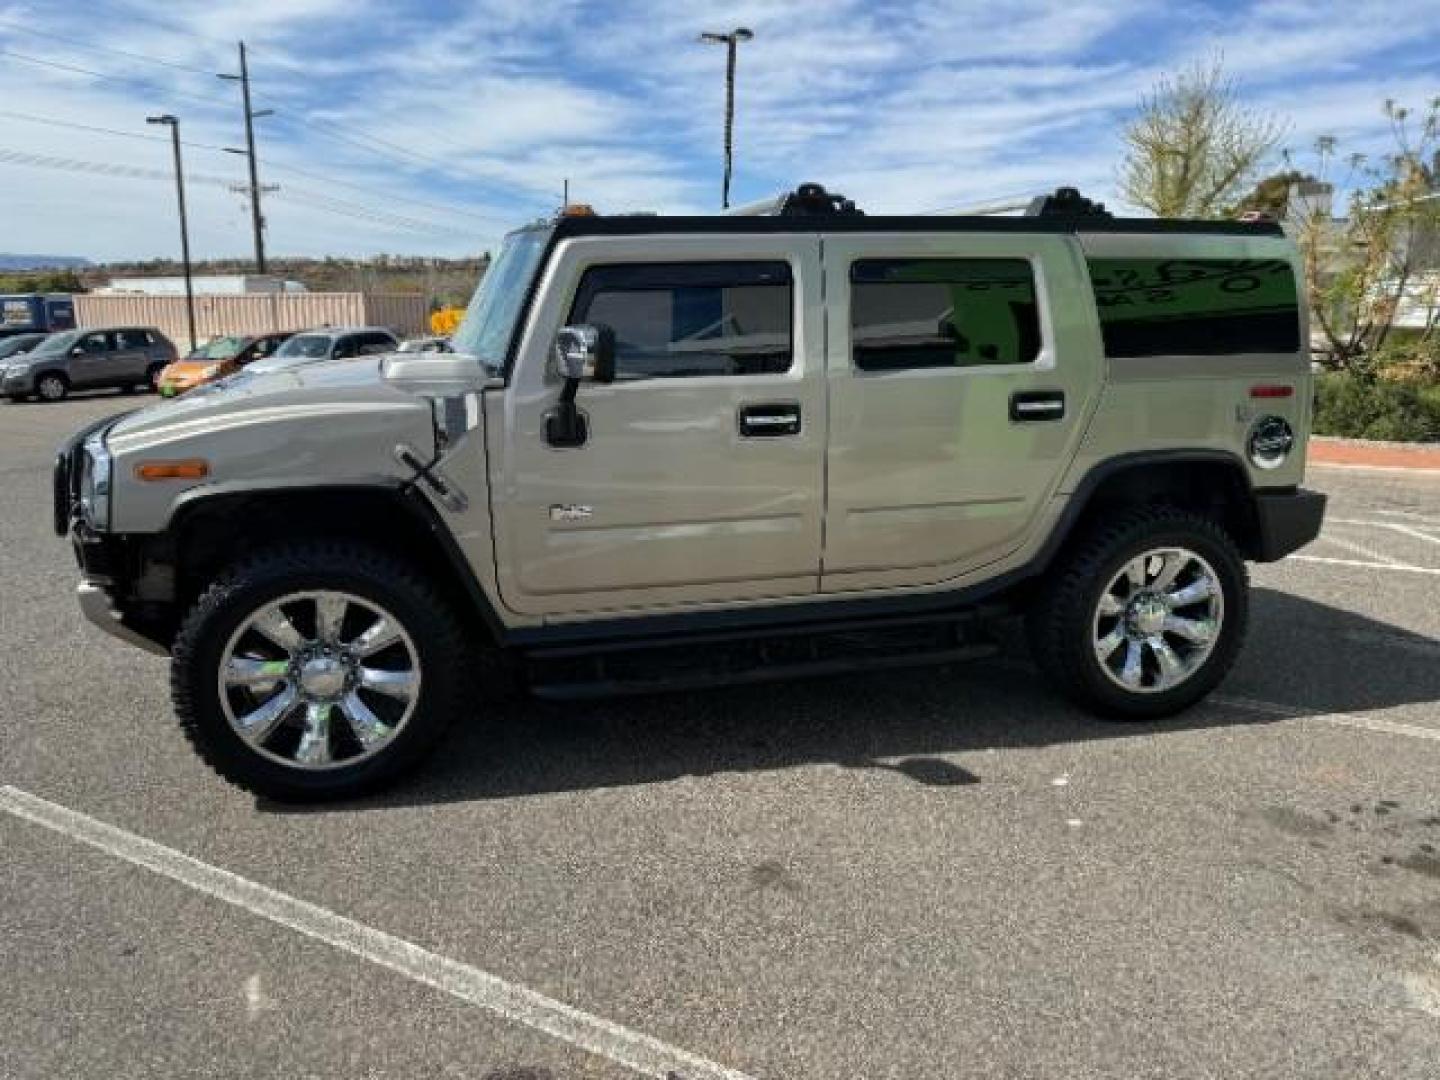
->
1026, 505, 1249, 720
172, 542, 468, 801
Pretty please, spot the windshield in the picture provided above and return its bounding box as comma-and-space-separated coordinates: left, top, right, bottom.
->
450, 226, 550, 374
274, 334, 333, 359
0, 334, 44, 359
189, 336, 246, 360
30, 330, 81, 357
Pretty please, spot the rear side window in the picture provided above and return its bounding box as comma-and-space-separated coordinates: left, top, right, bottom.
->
850, 259, 1041, 371
1086, 258, 1300, 357
117, 329, 152, 350
568, 261, 792, 379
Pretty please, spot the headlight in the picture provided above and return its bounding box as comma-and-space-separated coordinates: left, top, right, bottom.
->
78, 432, 113, 531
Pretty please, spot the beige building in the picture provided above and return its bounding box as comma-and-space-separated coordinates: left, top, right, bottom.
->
74, 291, 430, 349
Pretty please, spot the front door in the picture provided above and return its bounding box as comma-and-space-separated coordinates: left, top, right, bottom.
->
67, 331, 115, 388
490, 235, 825, 617
820, 232, 1101, 592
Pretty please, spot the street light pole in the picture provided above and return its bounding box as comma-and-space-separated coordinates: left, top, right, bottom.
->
699, 27, 753, 209
147, 114, 196, 354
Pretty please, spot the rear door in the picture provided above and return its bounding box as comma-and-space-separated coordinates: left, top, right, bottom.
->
111, 328, 153, 383
820, 231, 1101, 592
489, 234, 826, 616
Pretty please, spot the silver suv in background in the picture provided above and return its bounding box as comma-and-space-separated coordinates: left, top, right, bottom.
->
3, 326, 177, 402
248, 327, 399, 373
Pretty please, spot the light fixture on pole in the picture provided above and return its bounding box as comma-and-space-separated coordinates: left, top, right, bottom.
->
698, 27, 753, 209
146, 113, 197, 354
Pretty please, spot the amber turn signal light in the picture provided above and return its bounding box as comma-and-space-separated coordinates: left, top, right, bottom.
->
135, 459, 210, 481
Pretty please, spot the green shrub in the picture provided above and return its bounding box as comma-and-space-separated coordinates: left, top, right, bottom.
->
1313, 374, 1440, 442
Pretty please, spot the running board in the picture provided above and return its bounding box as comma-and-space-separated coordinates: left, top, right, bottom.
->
525, 609, 1002, 700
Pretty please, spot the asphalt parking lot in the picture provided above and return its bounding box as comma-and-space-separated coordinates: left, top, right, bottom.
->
4, 391, 1440, 1080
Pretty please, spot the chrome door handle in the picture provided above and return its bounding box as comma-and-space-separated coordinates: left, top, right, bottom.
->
738, 402, 801, 437
1009, 390, 1065, 422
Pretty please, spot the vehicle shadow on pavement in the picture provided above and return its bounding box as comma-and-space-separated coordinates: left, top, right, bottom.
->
259, 587, 1440, 813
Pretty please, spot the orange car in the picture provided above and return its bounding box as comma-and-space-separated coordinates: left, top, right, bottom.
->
155, 332, 293, 397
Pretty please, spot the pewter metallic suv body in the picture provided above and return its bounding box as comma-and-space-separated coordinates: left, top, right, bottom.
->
55, 190, 1326, 799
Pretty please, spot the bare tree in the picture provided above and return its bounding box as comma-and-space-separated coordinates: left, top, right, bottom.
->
1120, 58, 1285, 219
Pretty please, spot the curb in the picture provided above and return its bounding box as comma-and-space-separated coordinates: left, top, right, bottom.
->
1309, 436, 1440, 472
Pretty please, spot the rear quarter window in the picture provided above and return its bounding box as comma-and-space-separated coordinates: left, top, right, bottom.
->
1086, 258, 1300, 357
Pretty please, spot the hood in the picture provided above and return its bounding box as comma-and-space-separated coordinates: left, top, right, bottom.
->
107, 356, 402, 447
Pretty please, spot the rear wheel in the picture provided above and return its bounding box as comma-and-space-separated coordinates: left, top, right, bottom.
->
35, 373, 68, 402
145, 364, 165, 392
1026, 506, 1248, 720
172, 543, 467, 801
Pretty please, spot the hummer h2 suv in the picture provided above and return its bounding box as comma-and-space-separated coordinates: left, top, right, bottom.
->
55, 185, 1326, 800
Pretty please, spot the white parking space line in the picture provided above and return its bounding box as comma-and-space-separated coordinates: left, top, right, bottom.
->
0, 786, 757, 1080
1329, 517, 1440, 545
1313, 532, 1405, 566
1290, 554, 1440, 575
1214, 695, 1440, 743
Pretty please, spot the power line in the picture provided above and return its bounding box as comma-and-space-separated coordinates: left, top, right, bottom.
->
0, 40, 484, 182
0, 48, 232, 110
0, 148, 463, 236
0, 109, 231, 153
0, 17, 217, 76
0, 109, 505, 226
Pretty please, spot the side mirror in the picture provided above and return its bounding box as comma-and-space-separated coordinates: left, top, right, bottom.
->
546, 324, 615, 448
552, 324, 616, 384
71, 345, 87, 357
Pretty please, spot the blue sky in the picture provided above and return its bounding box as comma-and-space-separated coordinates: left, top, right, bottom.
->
0, 0, 1437, 261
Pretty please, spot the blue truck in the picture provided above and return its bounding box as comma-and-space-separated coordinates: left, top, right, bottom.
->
0, 293, 77, 338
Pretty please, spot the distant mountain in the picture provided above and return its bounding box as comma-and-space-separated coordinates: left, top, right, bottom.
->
0, 254, 93, 270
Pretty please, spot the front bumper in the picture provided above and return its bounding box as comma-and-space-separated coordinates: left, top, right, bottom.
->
1253, 487, 1326, 562
2, 369, 35, 395
77, 581, 169, 655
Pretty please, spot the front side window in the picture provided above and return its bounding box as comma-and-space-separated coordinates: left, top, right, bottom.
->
77, 332, 110, 354
1086, 258, 1301, 357
850, 258, 1041, 371
568, 261, 792, 380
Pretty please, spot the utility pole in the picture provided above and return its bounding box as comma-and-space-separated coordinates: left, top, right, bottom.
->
146, 114, 196, 353
219, 42, 273, 274
698, 27, 753, 209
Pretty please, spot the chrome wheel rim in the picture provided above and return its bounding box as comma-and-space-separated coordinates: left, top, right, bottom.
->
218, 590, 422, 771
1091, 547, 1224, 695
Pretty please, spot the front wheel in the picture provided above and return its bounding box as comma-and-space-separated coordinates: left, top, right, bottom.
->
1026, 506, 1249, 720
35, 373, 68, 402
172, 543, 467, 800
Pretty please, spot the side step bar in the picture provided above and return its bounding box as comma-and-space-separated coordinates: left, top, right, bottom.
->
524, 607, 1004, 700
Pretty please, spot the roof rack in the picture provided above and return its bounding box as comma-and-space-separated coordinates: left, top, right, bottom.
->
1024, 187, 1112, 219
725, 182, 863, 218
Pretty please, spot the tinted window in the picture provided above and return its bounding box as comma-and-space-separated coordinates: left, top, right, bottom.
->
850, 259, 1041, 371
117, 329, 152, 350
275, 334, 333, 359
1087, 258, 1300, 357
77, 332, 111, 354
569, 261, 792, 379
356, 332, 396, 355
